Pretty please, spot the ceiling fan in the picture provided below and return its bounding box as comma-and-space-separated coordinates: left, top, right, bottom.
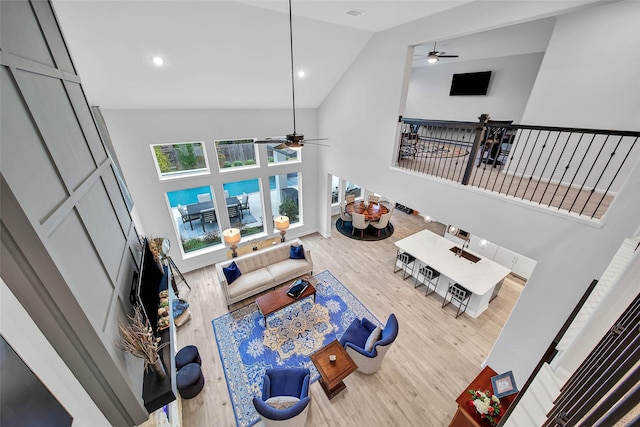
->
254, 0, 328, 150
416, 42, 459, 64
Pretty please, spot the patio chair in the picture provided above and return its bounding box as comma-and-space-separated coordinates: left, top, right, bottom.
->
200, 208, 217, 232
239, 193, 250, 216
227, 204, 242, 225
178, 205, 200, 230
197, 193, 212, 203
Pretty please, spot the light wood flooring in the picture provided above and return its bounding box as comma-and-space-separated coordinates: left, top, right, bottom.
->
169, 212, 524, 427
397, 153, 612, 219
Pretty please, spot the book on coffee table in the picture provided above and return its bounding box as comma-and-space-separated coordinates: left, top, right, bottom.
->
287, 279, 309, 299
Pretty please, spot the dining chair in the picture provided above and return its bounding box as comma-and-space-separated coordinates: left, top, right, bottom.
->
351, 212, 369, 238
200, 208, 217, 232
339, 204, 352, 229
370, 211, 392, 238
367, 194, 380, 205
197, 193, 212, 203
345, 194, 355, 205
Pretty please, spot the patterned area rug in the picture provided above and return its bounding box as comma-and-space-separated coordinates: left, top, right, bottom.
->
212, 270, 379, 427
417, 142, 469, 158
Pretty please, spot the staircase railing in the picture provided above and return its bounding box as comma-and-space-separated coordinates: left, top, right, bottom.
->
397, 115, 639, 219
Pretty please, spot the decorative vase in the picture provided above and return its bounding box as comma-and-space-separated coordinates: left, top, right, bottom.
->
150, 357, 166, 380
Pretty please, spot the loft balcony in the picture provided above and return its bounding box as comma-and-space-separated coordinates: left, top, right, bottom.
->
396, 115, 640, 219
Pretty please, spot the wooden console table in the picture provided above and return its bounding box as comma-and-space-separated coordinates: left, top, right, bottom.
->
449, 366, 518, 427
226, 236, 281, 258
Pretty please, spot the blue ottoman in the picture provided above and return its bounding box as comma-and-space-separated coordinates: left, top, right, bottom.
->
175, 345, 201, 371
177, 363, 205, 399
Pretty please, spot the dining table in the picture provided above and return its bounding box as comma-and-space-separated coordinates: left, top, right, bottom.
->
345, 201, 389, 221
185, 197, 242, 216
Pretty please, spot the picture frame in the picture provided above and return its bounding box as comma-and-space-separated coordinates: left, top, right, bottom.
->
491, 371, 518, 398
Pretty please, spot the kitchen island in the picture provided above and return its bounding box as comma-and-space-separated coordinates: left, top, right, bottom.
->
395, 230, 511, 318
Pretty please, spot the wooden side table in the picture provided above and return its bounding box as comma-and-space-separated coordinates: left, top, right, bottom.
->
310, 340, 358, 400
449, 366, 518, 427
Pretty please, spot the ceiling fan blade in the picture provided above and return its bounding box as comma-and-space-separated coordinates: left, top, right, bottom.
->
302, 141, 331, 147
438, 54, 459, 58
302, 138, 328, 142
255, 138, 286, 144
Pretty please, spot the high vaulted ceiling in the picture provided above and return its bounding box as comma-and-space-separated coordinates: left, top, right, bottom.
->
51, 1, 554, 110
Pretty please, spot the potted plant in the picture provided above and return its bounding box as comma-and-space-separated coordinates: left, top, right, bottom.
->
116, 305, 168, 379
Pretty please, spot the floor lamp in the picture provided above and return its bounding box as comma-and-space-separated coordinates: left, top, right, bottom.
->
274, 216, 290, 243
223, 228, 241, 258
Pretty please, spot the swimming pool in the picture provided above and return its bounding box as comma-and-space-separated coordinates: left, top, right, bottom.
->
167, 174, 298, 207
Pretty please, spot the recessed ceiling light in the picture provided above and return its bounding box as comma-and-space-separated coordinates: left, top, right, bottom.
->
345, 9, 365, 17
297, 70, 305, 78
152, 56, 164, 66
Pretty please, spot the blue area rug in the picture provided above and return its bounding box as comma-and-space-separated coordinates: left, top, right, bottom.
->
212, 270, 380, 427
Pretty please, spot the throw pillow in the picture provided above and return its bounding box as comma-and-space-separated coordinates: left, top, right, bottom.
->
222, 261, 242, 285
364, 326, 382, 352
290, 245, 305, 260
265, 396, 300, 410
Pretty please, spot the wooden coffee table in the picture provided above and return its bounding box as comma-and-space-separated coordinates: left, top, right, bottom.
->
255, 280, 316, 322
310, 339, 358, 400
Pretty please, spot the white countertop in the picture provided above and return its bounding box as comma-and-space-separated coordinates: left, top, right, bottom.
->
395, 230, 511, 296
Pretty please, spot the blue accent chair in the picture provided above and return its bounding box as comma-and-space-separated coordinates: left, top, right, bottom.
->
252, 368, 311, 427
339, 313, 399, 374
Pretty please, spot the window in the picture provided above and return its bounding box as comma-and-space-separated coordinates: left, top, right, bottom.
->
152, 142, 207, 177
271, 172, 300, 225
167, 186, 220, 254
267, 142, 299, 164
331, 175, 340, 204
223, 179, 264, 237
215, 139, 257, 169
346, 181, 362, 199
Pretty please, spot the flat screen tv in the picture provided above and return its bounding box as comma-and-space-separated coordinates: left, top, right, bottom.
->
449, 71, 492, 96
137, 238, 165, 335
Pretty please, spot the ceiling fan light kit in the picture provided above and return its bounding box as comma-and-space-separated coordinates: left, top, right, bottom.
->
421, 41, 459, 64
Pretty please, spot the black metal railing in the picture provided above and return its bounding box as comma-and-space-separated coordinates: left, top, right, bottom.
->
397, 115, 639, 219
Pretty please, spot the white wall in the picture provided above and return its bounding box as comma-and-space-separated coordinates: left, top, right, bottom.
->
317, 0, 640, 386
521, 0, 640, 130
405, 52, 545, 123
1, 280, 111, 426
102, 108, 320, 273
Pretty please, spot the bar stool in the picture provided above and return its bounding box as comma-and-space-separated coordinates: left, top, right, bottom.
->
442, 283, 471, 318
394, 250, 415, 280
415, 265, 441, 296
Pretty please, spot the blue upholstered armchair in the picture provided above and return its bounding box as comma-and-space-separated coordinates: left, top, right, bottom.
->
339, 313, 399, 374
252, 368, 311, 427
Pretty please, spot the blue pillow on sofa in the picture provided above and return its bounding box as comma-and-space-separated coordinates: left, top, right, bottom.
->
223, 261, 242, 284
290, 245, 305, 260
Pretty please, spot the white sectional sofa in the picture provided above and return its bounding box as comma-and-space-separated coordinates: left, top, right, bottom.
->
216, 238, 313, 306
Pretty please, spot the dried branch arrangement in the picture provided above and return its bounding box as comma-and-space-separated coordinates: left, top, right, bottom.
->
116, 305, 164, 371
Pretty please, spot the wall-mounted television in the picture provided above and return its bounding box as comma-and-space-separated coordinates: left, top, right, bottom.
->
137, 238, 165, 335
449, 71, 492, 96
